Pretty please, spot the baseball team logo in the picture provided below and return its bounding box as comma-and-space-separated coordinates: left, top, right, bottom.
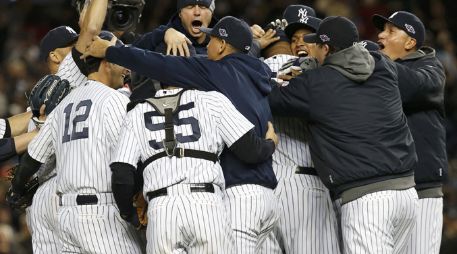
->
298, 8, 309, 23
405, 24, 415, 34
320, 34, 330, 42
219, 28, 228, 37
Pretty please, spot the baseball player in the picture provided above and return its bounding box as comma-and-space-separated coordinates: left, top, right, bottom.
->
111, 85, 278, 253
84, 16, 279, 253
9, 32, 142, 253
22, 1, 110, 252
373, 11, 447, 254
269, 16, 418, 253
259, 5, 340, 254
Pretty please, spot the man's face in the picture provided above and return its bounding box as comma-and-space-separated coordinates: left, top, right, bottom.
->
109, 63, 129, 89
377, 22, 414, 60
206, 36, 222, 61
179, 5, 212, 40
290, 28, 313, 57
313, 44, 329, 64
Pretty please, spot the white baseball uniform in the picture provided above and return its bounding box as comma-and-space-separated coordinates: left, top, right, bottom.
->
405, 198, 443, 254
112, 88, 255, 254
261, 55, 340, 254
27, 80, 142, 253
25, 52, 88, 254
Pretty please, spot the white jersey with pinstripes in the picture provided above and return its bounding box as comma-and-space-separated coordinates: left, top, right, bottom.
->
113, 88, 254, 192
28, 80, 129, 194
113, 88, 252, 253
0, 119, 6, 138
27, 80, 142, 254
25, 51, 88, 254
56, 51, 87, 89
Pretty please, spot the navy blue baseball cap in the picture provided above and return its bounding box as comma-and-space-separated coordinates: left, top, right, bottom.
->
177, 0, 215, 12
200, 16, 253, 53
303, 16, 359, 49
283, 5, 321, 39
39, 26, 78, 61
372, 11, 425, 48
359, 40, 380, 51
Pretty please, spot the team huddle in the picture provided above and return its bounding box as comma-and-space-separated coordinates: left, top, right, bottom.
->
0, 0, 447, 253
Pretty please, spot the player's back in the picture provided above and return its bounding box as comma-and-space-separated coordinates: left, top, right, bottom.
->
51, 80, 129, 194
126, 88, 253, 192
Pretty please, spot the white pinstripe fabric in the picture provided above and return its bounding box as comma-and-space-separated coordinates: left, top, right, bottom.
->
341, 188, 418, 254
29, 176, 60, 253
404, 197, 443, 254
147, 187, 234, 254
113, 88, 253, 253
25, 52, 87, 253
261, 55, 340, 254
0, 118, 6, 138
56, 52, 87, 89
28, 80, 142, 253
225, 184, 279, 254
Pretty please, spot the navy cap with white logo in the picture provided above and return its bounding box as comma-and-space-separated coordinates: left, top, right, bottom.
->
303, 16, 359, 49
283, 5, 321, 39
200, 16, 253, 54
39, 26, 79, 61
372, 11, 425, 48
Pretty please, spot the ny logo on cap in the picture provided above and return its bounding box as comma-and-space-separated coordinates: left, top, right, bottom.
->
219, 28, 228, 37
320, 34, 330, 42
404, 24, 415, 34
298, 8, 309, 23
358, 41, 368, 48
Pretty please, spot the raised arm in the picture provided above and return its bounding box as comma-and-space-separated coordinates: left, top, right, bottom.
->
5, 111, 32, 137
268, 75, 311, 119
75, 0, 109, 54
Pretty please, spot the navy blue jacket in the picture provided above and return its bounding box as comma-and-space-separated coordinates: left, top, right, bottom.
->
395, 47, 447, 193
269, 45, 417, 196
106, 46, 277, 189
133, 12, 218, 55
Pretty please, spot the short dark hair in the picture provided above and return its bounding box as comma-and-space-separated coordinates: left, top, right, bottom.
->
318, 43, 343, 56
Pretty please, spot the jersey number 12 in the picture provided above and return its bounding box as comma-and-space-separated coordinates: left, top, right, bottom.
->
62, 100, 93, 143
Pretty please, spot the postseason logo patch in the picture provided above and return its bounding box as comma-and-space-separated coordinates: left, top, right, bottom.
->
320, 34, 330, 42
404, 24, 415, 34
218, 28, 228, 37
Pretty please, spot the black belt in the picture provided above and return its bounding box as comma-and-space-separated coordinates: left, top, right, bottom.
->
295, 167, 318, 176
147, 183, 215, 201
76, 195, 98, 205
143, 148, 218, 169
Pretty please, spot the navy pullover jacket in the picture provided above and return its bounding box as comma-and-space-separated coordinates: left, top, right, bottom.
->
106, 46, 278, 189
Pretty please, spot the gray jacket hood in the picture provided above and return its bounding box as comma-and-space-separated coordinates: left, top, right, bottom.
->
400, 46, 435, 61
323, 44, 375, 82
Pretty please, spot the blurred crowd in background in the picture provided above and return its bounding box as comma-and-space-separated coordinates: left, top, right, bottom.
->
0, 0, 456, 253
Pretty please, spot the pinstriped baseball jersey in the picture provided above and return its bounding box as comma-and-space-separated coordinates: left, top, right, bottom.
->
264, 54, 296, 74
27, 80, 130, 194
264, 55, 313, 178
56, 52, 87, 89
112, 88, 254, 192
0, 119, 6, 138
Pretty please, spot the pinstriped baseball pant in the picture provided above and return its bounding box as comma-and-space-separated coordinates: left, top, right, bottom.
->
404, 197, 443, 254
340, 188, 418, 254
146, 184, 234, 254
225, 184, 279, 254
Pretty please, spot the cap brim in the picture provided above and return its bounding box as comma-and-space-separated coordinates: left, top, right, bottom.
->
303, 33, 319, 43
199, 27, 213, 35
372, 14, 391, 31
284, 17, 321, 39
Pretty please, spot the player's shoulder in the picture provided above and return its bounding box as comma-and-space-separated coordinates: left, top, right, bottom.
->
187, 89, 229, 102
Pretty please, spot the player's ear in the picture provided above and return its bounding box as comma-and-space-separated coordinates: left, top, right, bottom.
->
404, 37, 417, 51
219, 39, 227, 54
48, 51, 61, 65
